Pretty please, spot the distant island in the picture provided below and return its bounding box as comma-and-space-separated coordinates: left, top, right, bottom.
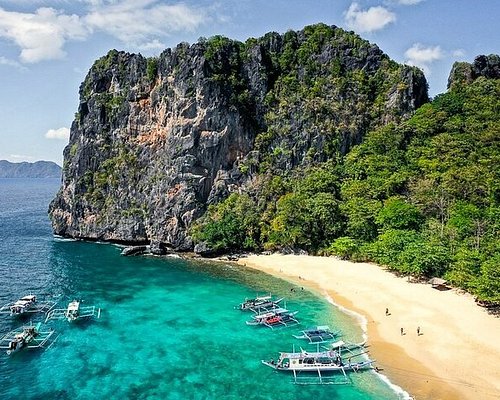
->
0, 160, 61, 178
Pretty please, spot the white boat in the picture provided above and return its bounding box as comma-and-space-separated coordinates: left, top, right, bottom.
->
0, 322, 57, 355
262, 342, 373, 384
325, 339, 368, 352
45, 300, 101, 323
246, 307, 300, 328
0, 295, 56, 316
293, 325, 341, 343
238, 294, 284, 313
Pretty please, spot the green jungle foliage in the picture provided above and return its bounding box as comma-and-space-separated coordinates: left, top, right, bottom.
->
146, 57, 158, 82
193, 73, 500, 303
252, 25, 419, 173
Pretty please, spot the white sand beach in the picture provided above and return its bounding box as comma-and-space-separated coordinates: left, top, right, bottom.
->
237, 254, 500, 400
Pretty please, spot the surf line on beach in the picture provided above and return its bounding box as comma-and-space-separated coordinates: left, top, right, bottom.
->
324, 291, 413, 400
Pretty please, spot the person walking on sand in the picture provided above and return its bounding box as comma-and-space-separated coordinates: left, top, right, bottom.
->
385, 308, 389, 316
417, 326, 421, 336
401, 327, 404, 336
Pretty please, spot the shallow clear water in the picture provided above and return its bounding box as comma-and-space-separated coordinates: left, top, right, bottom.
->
0, 178, 403, 399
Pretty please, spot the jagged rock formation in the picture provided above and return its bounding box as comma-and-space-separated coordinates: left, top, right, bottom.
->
0, 160, 61, 178
49, 24, 428, 251
448, 54, 500, 89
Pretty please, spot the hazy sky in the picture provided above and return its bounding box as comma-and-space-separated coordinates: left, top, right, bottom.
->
0, 0, 498, 165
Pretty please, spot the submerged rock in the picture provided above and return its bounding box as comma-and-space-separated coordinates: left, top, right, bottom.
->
121, 245, 149, 256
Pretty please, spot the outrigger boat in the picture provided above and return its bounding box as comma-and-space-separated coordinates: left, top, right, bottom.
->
246, 307, 300, 329
0, 295, 56, 316
293, 325, 341, 343
324, 339, 368, 352
0, 322, 57, 355
45, 300, 101, 323
237, 294, 284, 313
262, 341, 373, 384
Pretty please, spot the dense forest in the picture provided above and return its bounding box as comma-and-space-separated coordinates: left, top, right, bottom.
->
51, 22, 498, 304
193, 55, 500, 304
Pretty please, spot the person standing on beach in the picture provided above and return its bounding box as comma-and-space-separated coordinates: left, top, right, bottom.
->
401, 327, 404, 336
385, 308, 389, 316
417, 327, 421, 336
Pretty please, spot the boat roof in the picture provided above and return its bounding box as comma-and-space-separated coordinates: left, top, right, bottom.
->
278, 350, 336, 360
253, 307, 288, 318
316, 325, 330, 331
67, 301, 80, 311
330, 340, 346, 348
304, 325, 331, 333
20, 295, 36, 301
12, 300, 32, 307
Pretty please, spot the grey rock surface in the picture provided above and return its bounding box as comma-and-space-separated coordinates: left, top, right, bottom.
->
49, 25, 429, 251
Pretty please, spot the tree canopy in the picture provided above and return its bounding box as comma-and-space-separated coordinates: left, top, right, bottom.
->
193, 60, 500, 304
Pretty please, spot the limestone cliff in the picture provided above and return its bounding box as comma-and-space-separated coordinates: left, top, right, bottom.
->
49, 24, 428, 251
448, 54, 500, 89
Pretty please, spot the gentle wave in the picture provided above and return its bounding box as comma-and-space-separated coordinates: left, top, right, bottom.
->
323, 291, 413, 400
52, 236, 77, 242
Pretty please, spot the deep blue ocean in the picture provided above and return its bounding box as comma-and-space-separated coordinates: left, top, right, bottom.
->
0, 178, 405, 399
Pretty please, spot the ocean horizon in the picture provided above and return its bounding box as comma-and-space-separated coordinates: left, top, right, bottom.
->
0, 178, 404, 399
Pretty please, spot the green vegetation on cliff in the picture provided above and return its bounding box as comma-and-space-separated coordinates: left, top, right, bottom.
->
251, 24, 426, 172
50, 22, 498, 303
194, 61, 500, 303
55, 23, 427, 251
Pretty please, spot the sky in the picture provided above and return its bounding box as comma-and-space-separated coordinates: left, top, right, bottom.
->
0, 0, 498, 165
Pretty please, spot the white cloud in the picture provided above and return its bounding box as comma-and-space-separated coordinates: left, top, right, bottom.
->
345, 2, 396, 33
136, 39, 166, 51
0, 7, 88, 63
0, 1, 208, 63
84, 0, 205, 47
0, 56, 23, 68
452, 49, 465, 58
45, 127, 70, 140
404, 43, 443, 74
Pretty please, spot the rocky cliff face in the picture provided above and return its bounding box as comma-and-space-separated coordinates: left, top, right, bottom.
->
49, 24, 428, 251
448, 54, 500, 89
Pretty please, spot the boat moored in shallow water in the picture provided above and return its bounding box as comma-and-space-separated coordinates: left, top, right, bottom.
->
246, 307, 300, 328
262, 341, 373, 384
237, 294, 284, 312
0, 295, 56, 316
0, 322, 57, 355
45, 300, 101, 323
293, 325, 341, 343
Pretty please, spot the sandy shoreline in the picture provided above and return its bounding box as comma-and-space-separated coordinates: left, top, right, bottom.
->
236, 254, 500, 400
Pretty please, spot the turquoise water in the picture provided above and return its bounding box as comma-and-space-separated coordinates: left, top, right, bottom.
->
0, 178, 402, 399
